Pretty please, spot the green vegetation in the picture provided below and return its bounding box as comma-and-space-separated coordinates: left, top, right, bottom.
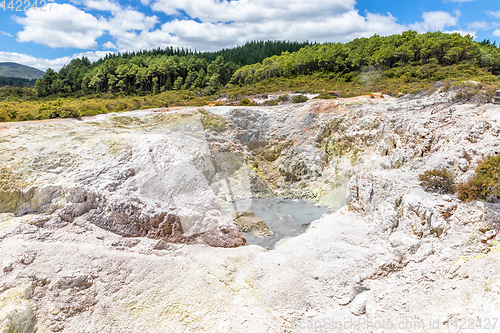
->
313, 92, 338, 99
457, 155, 500, 202
238, 98, 257, 106
444, 81, 496, 103
223, 62, 499, 100
419, 168, 456, 194
419, 157, 500, 202
292, 94, 308, 103
2, 32, 500, 122
0, 90, 208, 122
198, 40, 310, 66
231, 32, 500, 86
33, 31, 500, 100
33, 41, 309, 97
0, 77, 37, 86
262, 99, 279, 106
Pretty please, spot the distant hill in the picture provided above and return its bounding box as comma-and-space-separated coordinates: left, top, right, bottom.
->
0, 62, 45, 80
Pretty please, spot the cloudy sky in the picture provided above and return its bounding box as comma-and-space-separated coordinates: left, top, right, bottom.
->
0, 0, 499, 71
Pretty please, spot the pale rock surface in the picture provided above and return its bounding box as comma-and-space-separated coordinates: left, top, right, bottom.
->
1, 92, 500, 332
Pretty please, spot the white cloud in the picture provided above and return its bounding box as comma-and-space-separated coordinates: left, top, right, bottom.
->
445, 30, 476, 39
486, 11, 500, 19
410, 11, 459, 32
15, 3, 108, 49
15, 2, 160, 50
494, 29, 500, 37
0, 31, 13, 37
467, 21, 488, 30
108, 1, 406, 52
106, 9, 158, 37
11, 0, 483, 68
102, 41, 118, 49
150, 0, 356, 24
109, 10, 405, 53
0, 50, 114, 71
82, 0, 121, 12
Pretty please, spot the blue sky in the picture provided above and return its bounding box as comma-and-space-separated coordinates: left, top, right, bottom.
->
0, 0, 499, 71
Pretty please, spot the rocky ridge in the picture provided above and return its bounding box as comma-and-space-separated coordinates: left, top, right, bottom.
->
0, 91, 499, 332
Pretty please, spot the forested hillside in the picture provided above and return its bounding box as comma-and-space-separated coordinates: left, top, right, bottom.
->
34, 31, 500, 99
34, 41, 309, 97
3, 31, 500, 122
0, 62, 45, 80
230, 31, 500, 85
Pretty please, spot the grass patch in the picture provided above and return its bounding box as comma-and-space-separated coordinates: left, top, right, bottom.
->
0, 90, 209, 122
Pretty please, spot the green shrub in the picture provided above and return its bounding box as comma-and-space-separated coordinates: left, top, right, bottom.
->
262, 99, 279, 106
457, 155, 500, 202
0, 108, 10, 122
239, 98, 257, 106
278, 94, 289, 102
313, 93, 338, 99
292, 94, 308, 103
418, 168, 455, 194
58, 106, 82, 118
17, 110, 36, 121
449, 82, 496, 104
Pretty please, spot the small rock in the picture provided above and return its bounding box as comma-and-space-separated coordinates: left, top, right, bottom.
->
234, 216, 273, 238
350, 293, 367, 316
0, 285, 36, 333
20, 252, 36, 265
457, 158, 469, 172
414, 243, 433, 263
485, 230, 497, 240
49, 273, 94, 290
2, 261, 13, 273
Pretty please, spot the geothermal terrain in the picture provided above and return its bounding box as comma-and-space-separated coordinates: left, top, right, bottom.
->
1, 90, 499, 332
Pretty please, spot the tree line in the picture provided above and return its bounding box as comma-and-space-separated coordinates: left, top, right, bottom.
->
35, 41, 309, 97
0, 76, 37, 86
35, 32, 500, 97
230, 31, 500, 85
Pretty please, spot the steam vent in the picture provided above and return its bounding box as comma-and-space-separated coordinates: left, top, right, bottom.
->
495, 90, 500, 105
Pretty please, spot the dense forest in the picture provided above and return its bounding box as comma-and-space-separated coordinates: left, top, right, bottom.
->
34, 31, 500, 98
0, 76, 37, 86
35, 41, 309, 97
230, 31, 500, 85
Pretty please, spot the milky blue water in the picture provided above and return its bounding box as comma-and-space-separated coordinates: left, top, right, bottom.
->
232, 198, 331, 249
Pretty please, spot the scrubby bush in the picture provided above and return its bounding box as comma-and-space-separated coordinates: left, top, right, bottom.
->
457, 155, 500, 202
239, 98, 257, 106
313, 93, 338, 99
58, 106, 82, 118
278, 94, 290, 102
292, 94, 308, 103
0, 110, 10, 122
262, 99, 279, 106
447, 81, 496, 104
418, 168, 455, 194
